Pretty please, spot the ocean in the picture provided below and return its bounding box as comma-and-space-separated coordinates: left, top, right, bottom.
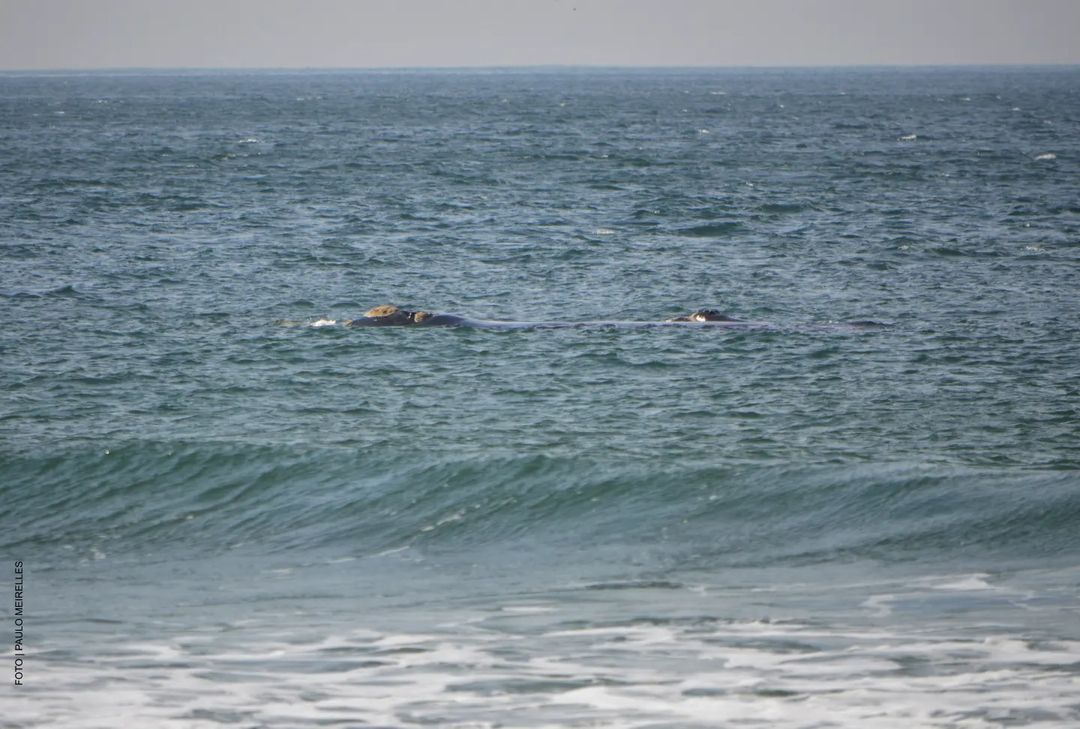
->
2, 66, 1079, 727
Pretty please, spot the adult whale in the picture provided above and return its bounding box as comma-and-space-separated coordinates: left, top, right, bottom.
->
343, 305, 758, 330
343, 305, 473, 327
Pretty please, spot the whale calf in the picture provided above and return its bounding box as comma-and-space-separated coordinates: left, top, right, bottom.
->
665, 308, 740, 323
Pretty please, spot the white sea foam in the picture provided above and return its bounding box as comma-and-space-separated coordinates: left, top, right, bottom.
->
419, 509, 466, 532
25, 603, 1079, 729
308, 318, 337, 327
934, 573, 993, 591
898, 133, 918, 141
1035, 152, 1057, 160
372, 544, 412, 557
499, 604, 557, 614
80, 547, 107, 562
862, 593, 895, 617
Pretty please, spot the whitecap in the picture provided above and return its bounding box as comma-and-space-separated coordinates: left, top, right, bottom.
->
1034, 152, 1057, 161
898, 133, 917, 142
861, 594, 895, 617
933, 574, 993, 591
308, 318, 337, 327
419, 510, 465, 533
499, 605, 556, 614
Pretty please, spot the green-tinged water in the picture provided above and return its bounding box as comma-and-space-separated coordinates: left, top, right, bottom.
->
2, 67, 1079, 727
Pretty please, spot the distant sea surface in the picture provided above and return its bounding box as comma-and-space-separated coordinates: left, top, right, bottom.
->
2, 67, 1079, 727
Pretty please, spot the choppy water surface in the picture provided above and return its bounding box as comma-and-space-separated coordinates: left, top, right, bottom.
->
2, 67, 1079, 727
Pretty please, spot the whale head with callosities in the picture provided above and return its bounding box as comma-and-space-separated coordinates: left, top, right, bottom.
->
344, 305, 461, 327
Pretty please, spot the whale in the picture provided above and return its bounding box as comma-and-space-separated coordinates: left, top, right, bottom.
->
343, 305, 473, 327
665, 308, 740, 323
312, 306, 888, 332
341, 305, 764, 330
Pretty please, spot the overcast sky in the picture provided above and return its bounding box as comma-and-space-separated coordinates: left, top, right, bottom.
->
1, 0, 1078, 70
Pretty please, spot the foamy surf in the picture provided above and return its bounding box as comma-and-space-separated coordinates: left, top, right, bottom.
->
17, 590, 1080, 729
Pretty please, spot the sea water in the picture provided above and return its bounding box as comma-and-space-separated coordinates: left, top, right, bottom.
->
2, 67, 1079, 727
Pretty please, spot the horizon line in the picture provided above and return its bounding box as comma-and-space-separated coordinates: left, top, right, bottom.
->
3, 61, 1079, 75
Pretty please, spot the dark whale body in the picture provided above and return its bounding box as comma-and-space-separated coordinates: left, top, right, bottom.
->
346, 317, 762, 330
338, 305, 885, 332
343, 306, 763, 330
345, 312, 473, 328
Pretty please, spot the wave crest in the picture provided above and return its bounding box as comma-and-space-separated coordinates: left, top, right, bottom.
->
3, 444, 1076, 567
